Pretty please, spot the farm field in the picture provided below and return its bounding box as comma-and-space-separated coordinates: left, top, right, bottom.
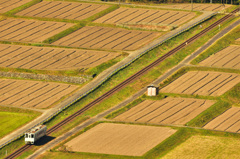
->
53, 26, 161, 50
236, 38, 240, 41
0, 0, 32, 13
65, 123, 176, 156
203, 107, 240, 133
0, 18, 74, 43
114, 98, 215, 125
0, 109, 40, 139
162, 135, 240, 159
16, 1, 110, 20
160, 3, 231, 11
94, 7, 196, 26
160, 71, 240, 96
199, 45, 240, 69
0, 44, 120, 71
0, 79, 78, 109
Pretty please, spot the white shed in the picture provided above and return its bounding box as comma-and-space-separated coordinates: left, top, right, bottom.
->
147, 85, 158, 96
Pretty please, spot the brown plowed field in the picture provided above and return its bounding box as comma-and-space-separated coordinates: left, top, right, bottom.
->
52, 26, 161, 50
160, 71, 240, 96
94, 7, 196, 26
65, 123, 176, 156
114, 98, 214, 125
0, 79, 78, 109
199, 45, 240, 69
0, 44, 119, 70
0, 18, 74, 43
16, 1, 109, 20
204, 107, 240, 133
0, 0, 32, 13
160, 3, 231, 11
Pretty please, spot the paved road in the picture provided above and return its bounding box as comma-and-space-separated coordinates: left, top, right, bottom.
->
0, 8, 215, 148
27, 16, 240, 159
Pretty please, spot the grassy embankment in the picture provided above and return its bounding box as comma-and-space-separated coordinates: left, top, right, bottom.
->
0, 107, 41, 139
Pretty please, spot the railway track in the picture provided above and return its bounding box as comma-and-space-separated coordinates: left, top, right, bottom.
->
4, 7, 239, 159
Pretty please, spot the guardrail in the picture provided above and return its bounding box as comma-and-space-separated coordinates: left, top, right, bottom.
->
0, 12, 217, 150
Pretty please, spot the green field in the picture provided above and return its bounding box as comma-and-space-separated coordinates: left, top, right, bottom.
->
162, 135, 240, 159
0, 107, 40, 139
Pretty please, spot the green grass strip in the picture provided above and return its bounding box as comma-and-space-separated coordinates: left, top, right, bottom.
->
2, 0, 42, 16
191, 24, 240, 65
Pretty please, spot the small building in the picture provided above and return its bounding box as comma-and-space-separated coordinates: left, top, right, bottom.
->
147, 85, 158, 96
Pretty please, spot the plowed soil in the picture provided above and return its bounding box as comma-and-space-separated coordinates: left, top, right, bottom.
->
203, 107, 240, 133
199, 45, 240, 69
94, 7, 196, 26
160, 71, 240, 96
0, 44, 119, 70
115, 98, 214, 125
53, 26, 161, 51
0, 18, 74, 43
65, 123, 176, 156
0, 0, 32, 13
0, 79, 78, 109
16, 1, 109, 20
159, 3, 231, 11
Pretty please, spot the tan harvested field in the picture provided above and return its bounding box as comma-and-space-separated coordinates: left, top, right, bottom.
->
160, 3, 231, 11
115, 98, 214, 125
236, 38, 240, 41
16, 1, 109, 20
199, 46, 240, 69
162, 135, 240, 159
0, 0, 32, 13
53, 26, 161, 50
0, 18, 74, 43
203, 107, 240, 133
160, 71, 240, 96
94, 7, 196, 26
65, 123, 176, 156
0, 79, 78, 109
0, 44, 119, 71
